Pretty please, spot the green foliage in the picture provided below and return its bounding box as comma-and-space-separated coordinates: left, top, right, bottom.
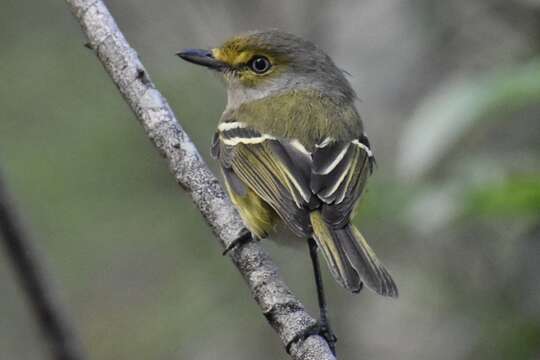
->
467, 174, 540, 217
399, 60, 540, 180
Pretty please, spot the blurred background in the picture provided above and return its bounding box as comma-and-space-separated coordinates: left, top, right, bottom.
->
1, 0, 539, 359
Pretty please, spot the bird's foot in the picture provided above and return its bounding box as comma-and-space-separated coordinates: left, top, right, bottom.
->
286, 322, 337, 356
222, 229, 253, 255
318, 321, 338, 355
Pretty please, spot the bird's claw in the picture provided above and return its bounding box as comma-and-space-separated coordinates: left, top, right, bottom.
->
222, 229, 253, 255
286, 322, 337, 355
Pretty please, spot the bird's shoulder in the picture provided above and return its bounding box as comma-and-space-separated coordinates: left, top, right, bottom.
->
218, 90, 363, 150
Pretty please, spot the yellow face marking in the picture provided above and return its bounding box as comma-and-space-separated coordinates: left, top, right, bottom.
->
211, 36, 288, 87
211, 48, 229, 64
213, 47, 273, 67
212, 48, 256, 67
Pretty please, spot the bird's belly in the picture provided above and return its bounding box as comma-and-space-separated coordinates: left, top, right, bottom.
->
227, 183, 307, 247
226, 184, 277, 239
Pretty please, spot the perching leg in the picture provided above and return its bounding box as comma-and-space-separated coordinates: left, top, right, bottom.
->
308, 237, 337, 355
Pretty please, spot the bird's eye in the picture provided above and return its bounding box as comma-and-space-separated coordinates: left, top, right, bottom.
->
249, 56, 271, 74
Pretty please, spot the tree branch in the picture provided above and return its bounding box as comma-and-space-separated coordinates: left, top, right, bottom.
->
0, 171, 86, 360
64, 1, 336, 359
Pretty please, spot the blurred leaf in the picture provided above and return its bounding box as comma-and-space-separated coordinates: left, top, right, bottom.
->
466, 174, 540, 218
398, 60, 540, 181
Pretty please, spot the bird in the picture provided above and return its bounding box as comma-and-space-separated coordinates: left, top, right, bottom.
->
177, 29, 397, 352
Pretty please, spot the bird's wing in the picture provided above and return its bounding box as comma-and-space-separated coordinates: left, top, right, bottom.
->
310, 135, 375, 228
212, 122, 313, 237
212, 122, 375, 235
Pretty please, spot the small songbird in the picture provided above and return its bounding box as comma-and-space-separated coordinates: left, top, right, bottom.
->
177, 30, 397, 351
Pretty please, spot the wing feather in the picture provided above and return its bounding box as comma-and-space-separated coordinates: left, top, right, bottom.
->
215, 124, 312, 236
214, 123, 375, 237
312, 138, 373, 227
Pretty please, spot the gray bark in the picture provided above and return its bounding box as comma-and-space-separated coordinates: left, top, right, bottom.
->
64, 1, 336, 359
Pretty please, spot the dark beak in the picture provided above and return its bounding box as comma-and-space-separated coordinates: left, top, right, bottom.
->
176, 48, 225, 70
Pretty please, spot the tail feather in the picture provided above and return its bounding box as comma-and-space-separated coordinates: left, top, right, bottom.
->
310, 212, 398, 297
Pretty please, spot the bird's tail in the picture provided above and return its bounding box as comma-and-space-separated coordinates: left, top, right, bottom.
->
310, 211, 398, 297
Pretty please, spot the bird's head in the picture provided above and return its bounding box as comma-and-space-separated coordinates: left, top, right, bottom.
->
177, 30, 356, 108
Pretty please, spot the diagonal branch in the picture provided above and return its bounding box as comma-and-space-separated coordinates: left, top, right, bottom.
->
0, 171, 86, 360
64, 1, 336, 359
